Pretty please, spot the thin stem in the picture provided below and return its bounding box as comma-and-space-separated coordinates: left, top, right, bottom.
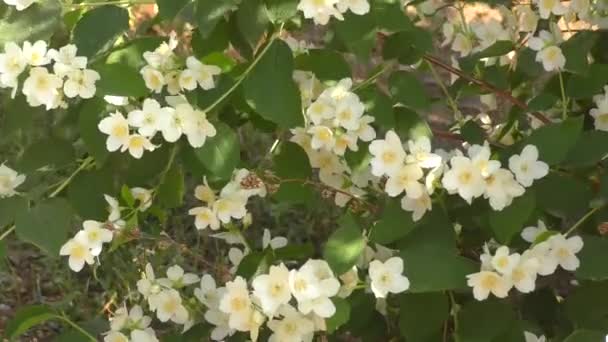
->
56, 315, 97, 341
68, 0, 153, 8
565, 206, 600, 236
0, 225, 15, 241
426, 60, 460, 117
49, 157, 94, 198
558, 71, 568, 120
352, 62, 393, 92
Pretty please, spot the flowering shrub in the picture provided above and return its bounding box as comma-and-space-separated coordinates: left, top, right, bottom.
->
1, 0, 608, 341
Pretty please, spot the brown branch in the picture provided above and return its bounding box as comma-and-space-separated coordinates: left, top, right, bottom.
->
422, 54, 552, 125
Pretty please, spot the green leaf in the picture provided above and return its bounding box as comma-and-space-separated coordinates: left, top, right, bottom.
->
489, 191, 536, 244
535, 173, 592, 218
73, 5, 129, 58
67, 167, 117, 220
576, 235, 608, 281
15, 198, 73, 256
243, 40, 303, 128
1, 95, 42, 136
236, 0, 269, 48
273, 142, 311, 179
273, 243, 314, 260
294, 49, 352, 82
564, 330, 606, 342
561, 31, 597, 74
4, 305, 57, 341
18, 138, 75, 173
564, 130, 608, 168
195, 0, 239, 38
326, 297, 350, 333
333, 11, 377, 60
394, 107, 432, 140
398, 209, 477, 292
456, 300, 521, 342
566, 64, 608, 99
468, 41, 514, 60
187, 122, 240, 178
236, 251, 271, 279
94, 63, 149, 97
324, 213, 365, 275
564, 281, 608, 330
460, 120, 486, 145
55, 318, 108, 342
359, 87, 395, 129
157, 164, 185, 209
383, 28, 432, 65
369, 199, 416, 244
389, 71, 431, 111
0, 196, 28, 228
122, 144, 172, 185
399, 292, 449, 341
523, 116, 583, 165
372, 0, 412, 32
78, 98, 110, 164
264, 0, 298, 23
105, 37, 164, 69
527, 93, 558, 111
192, 20, 229, 58
0, 1, 61, 46
157, 0, 190, 20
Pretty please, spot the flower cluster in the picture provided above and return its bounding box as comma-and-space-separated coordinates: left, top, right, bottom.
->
297, 0, 371, 25
590, 85, 608, 131
0, 164, 25, 198
0, 42, 99, 109
140, 35, 221, 95
527, 27, 566, 72
188, 169, 266, 231
103, 305, 159, 342
98, 97, 216, 159
467, 222, 584, 301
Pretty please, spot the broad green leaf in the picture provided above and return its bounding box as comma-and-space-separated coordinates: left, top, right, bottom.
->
15, 198, 73, 256
55, 317, 108, 342
4, 305, 57, 341
195, 0, 239, 38
94, 63, 149, 97
394, 107, 432, 140
18, 138, 75, 173
360, 87, 395, 129
1, 95, 41, 136
333, 11, 377, 60
344, 142, 371, 174
564, 130, 608, 168
73, 5, 129, 58
566, 64, 608, 99
0, 196, 28, 227
372, 0, 413, 32
398, 209, 477, 292
0, 1, 61, 46
523, 116, 583, 165
243, 40, 303, 128
264, 0, 298, 23
67, 168, 117, 220
561, 31, 597, 74
122, 144, 172, 185
564, 281, 608, 330
157, 164, 185, 209
389, 71, 431, 111
273, 243, 314, 260
236, 0, 269, 48
324, 213, 365, 275
564, 330, 606, 342
105, 37, 164, 69
295, 49, 352, 82
78, 98, 110, 164
516, 47, 544, 78
535, 173, 592, 218
456, 300, 521, 342
467, 41, 514, 61
326, 297, 350, 333
157, 0, 190, 20
162, 324, 211, 342
273, 142, 312, 179
369, 199, 416, 244
460, 120, 486, 145
186, 123, 240, 178
527, 93, 558, 111
272, 182, 317, 205
399, 292, 449, 341
383, 28, 433, 65
489, 190, 536, 244
192, 20, 229, 58
576, 235, 608, 281
237, 251, 271, 279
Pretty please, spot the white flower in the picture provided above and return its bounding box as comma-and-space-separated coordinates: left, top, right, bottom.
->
356, 115, 376, 142
189, 206, 220, 230
252, 263, 292, 316
524, 332, 547, 342
104, 194, 122, 223
290, 259, 340, 318
491, 246, 521, 275
3, 0, 36, 11
205, 308, 235, 341
184, 110, 216, 148
161, 103, 196, 142
401, 190, 432, 222
527, 241, 559, 276
195, 274, 221, 308
158, 265, 199, 288
229, 247, 246, 274
468, 142, 501, 178
219, 276, 254, 331
121, 134, 156, 159
22, 67, 63, 109
452, 33, 473, 57
185, 57, 221, 90
141, 66, 165, 93
338, 267, 359, 298
536, 45, 566, 71
466, 271, 512, 300
508, 145, 549, 187
484, 168, 525, 211
151, 289, 189, 324
0, 164, 25, 198
385, 164, 424, 199
536, 0, 567, 19
369, 130, 406, 177
22, 40, 49, 66
48, 44, 87, 77
213, 196, 247, 224
195, 180, 216, 203
76, 220, 113, 255
297, 0, 343, 25
137, 263, 162, 305
368, 257, 410, 298
63, 68, 100, 99
306, 97, 335, 125
547, 234, 584, 271
104, 331, 128, 342
590, 99, 608, 131
262, 229, 288, 250
334, 93, 365, 130
308, 125, 335, 150
59, 238, 95, 272
267, 305, 315, 342
407, 136, 442, 169
130, 329, 159, 342
130, 187, 153, 211
110, 305, 152, 332
509, 253, 540, 293
521, 220, 548, 243
98, 111, 130, 152
515, 5, 539, 32
442, 156, 485, 204
128, 99, 171, 137
0, 42, 27, 91
336, 0, 370, 15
